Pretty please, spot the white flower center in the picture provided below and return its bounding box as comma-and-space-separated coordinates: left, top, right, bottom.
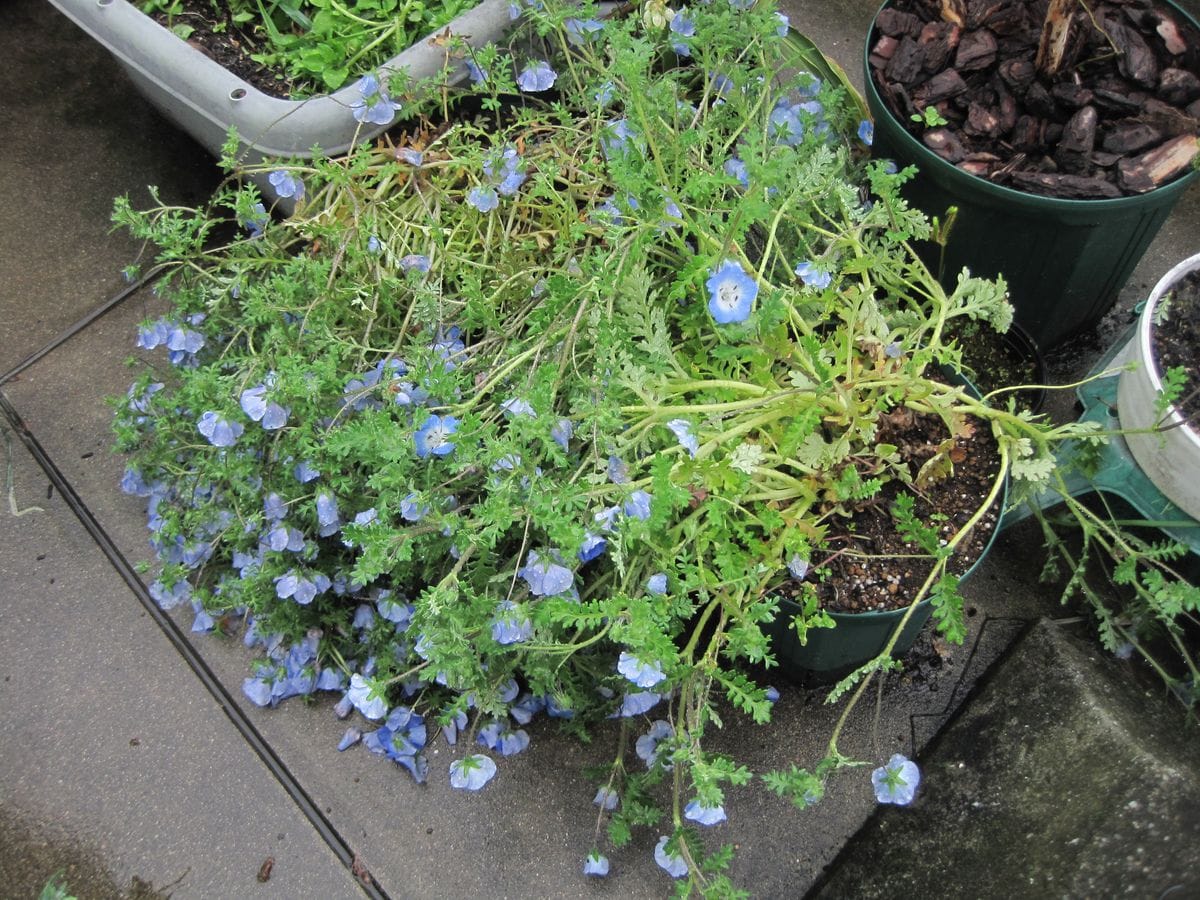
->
716, 279, 743, 310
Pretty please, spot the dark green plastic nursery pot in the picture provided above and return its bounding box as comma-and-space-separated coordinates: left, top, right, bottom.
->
864, 0, 1200, 349
765, 371, 1008, 679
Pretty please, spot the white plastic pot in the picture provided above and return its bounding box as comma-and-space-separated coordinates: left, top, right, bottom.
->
1117, 252, 1200, 521
47, 0, 515, 162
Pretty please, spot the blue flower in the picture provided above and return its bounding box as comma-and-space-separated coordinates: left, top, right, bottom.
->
607, 456, 629, 485
191, 603, 215, 632
491, 453, 521, 473
316, 667, 346, 691
583, 851, 610, 877
483, 146, 527, 195
794, 261, 832, 291
414, 414, 459, 458
367, 234, 383, 254
478, 721, 530, 756
399, 254, 431, 273
381, 706, 427, 755
353, 604, 376, 632
647, 573, 668, 595
545, 695, 575, 719
593, 786, 619, 810
624, 490, 653, 521
595, 81, 615, 105
350, 73, 401, 125
858, 119, 875, 146
265, 524, 305, 553
293, 460, 320, 483
491, 600, 533, 645
765, 685, 781, 703
377, 595, 414, 627
126, 381, 164, 416
239, 382, 289, 431
601, 118, 637, 158
684, 800, 727, 826
449, 754, 497, 790
724, 156, 749, 188
872, 753, 920, 805
431, 326, 464, 369
241, 202, 268, 238
594, 505, 621, 533
617, 691, 662, 716
551, 418, 574, 451
136, 319, 171, 350
196, 411, 243, 447
669, 9, 695, 55
654, 836, 688, 878
578, 532, 607, 563
775, 11, 790, 35
465, 59, 488, 84
397, 148, 424, 166
347, 673, 388, 721
243, 677, 273, 707
635, 720, 673, 768
441, 709, 469, 745
518, 549, 574, 597
516, 59, 557, 92
709, 72, 734, 98
500, 397, 536, 418
618, 652, 667, 689
706, 260, 757, 324
120, 467, 152, 497
885, 341, 903, 359
166, 324, 205, 361
666, 419, 699, 457
372, 714, 429, 781
787, 553, 810, 579
274, 569, 331, 605
400, 492, 429, 522
769, 101, 805, 145
268, 169, 305, 200
263, 492, 288, 522
468, 186, 499, 212
565, 17, 605, 45
337, 727, 362, 751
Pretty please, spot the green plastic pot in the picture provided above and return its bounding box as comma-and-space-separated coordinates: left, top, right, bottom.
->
863, 0, 1200, 349
765, 371, 1007, 679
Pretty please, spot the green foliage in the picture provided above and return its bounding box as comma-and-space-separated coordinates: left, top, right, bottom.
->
139, 0, 475, 93
910, 106, 949, 128
1156, 365, 1189, 421
39, 875, 77, 900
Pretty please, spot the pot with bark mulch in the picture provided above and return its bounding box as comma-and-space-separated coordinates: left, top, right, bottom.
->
1118, 251, 1200, 521
765, 374, 1008, 680
865, 0, 1200, 349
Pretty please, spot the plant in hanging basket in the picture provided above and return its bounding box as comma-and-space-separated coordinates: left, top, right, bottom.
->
110, 0, 1122, 891
863, 0, 1200, 348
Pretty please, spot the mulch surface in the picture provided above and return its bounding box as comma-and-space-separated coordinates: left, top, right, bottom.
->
869, 0, 1200, 199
